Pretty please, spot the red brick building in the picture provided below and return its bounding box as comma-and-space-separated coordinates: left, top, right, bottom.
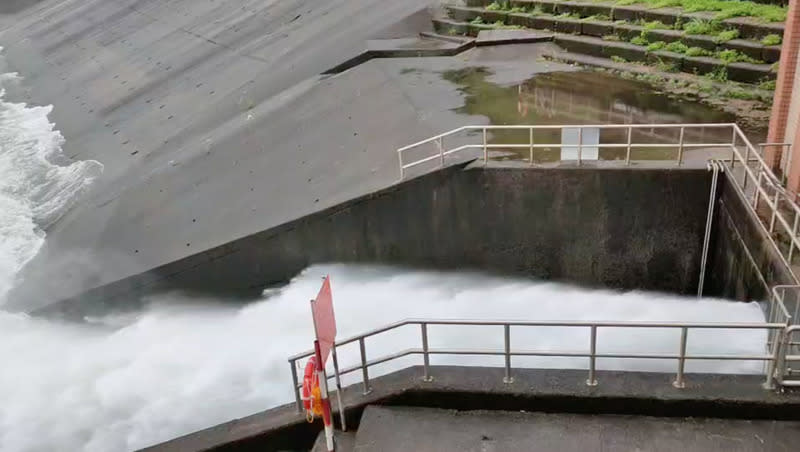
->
768, 0, 800, 191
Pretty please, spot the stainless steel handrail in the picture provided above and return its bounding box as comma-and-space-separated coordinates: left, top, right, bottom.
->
287, 317, 790, 412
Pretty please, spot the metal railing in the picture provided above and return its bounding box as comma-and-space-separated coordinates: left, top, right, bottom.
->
397, 123, 741, 180
288, 317, 793, 412
397, 123, 800, 282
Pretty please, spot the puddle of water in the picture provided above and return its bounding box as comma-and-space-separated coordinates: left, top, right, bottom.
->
442, 68, 761, 163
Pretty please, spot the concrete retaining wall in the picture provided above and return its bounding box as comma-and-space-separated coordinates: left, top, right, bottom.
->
44, 164, 713, 317
706, 175, 797, 304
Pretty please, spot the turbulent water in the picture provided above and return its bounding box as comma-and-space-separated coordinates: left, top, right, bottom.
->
0, 65, 102, 301
0, 57, 769, 452
0, 263, 768, 452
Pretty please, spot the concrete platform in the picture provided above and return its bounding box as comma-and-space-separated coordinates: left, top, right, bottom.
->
139, 366, 800, 452
354, 405, 800, 452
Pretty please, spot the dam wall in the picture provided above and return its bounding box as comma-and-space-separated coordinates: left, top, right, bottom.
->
44, 164, 715, 317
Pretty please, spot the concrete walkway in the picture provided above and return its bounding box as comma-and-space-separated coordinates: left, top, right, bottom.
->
354, 405, 800, 452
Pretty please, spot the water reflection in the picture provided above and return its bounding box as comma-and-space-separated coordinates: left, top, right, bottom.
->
442, 68, 758, 163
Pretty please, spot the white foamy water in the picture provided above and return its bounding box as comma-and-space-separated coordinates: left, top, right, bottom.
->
0, 66, 103, 301
0, 263, 767, 452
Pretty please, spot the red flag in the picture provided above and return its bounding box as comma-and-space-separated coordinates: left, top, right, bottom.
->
311, 276, 337, 365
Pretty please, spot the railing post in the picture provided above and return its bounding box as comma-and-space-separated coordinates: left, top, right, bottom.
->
676, 126, 685, 165
753, 170, 762, 208
587, 325, 598, 386
577, 127, 583, 166
769, 190, 780, 234
397, 150, 404, 181
483, 127, 488, 165
764, 327, 785, 389
743, 145, 750, 190
331, 344, 347, 431
437, 137, 444, 169
625, 126, 632, 165
673, 327, 688, 389
730, 126, 737, 168
698, 161, 719, 297
529, 127, 534, 166
790, 213, 800, 264
421, 323, 433, 382
290, 359, 302, 412
359, 338, 372, 395
503, 324, 513, 384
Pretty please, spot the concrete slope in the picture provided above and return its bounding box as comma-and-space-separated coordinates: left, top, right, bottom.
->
0, 0, 447, 309
354, 405, 800, 452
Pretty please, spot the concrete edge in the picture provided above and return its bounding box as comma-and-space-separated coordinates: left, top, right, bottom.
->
139, 366, 800, 452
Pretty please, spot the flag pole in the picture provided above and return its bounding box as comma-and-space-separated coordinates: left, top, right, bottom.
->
314, 340, 335, 452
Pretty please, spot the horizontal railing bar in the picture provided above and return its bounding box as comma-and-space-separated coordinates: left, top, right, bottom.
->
288, 319, 783, 361
397, 123, 737, 154
459, 123, 736, 130
476, 143, 732, 149
425, 349, 772, 361
396, 126, 471, 152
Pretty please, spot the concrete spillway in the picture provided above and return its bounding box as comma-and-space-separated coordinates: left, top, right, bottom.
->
0, 0, 445, 310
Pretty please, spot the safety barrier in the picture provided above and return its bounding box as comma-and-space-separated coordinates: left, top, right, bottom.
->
288, 313, 796, 412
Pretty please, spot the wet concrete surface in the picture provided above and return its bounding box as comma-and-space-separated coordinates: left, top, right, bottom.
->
0, 0, 574, 311
355, 405, 800, 452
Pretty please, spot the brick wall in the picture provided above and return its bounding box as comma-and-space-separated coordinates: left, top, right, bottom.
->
767, 0, 800, 179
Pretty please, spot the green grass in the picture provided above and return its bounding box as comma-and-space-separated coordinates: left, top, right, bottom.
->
610, 55, 628, 63
646, 41, 666, 51
664, 41, 689, 53
685, 47, 712, 57
716, 49, 762, 64
714, 29, 739, 43
762, 34, 782, 46
470, 16, 484, 25
602, 34, 622, 41
725, 87, 761, 100
556, 12, 582, 20
486, 1, 506, 11
638, 20, 670, 30
759, 79, 777, 90
630, 34, 649, 45
447, 27, 459, 36
683, 19, 720, 35
705, 66, 728, 82
509, 6, 528, 14
655, 59, 679, 72
614, 0, 786, 22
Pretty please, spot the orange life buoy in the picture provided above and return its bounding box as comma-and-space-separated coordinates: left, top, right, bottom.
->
301, 356, 323, 421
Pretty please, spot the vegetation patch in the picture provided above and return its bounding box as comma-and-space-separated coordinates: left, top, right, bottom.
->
664, 41, 689, 53
611, 0, 786, 23
761, 34, 782, 46
716, 48, 761, 64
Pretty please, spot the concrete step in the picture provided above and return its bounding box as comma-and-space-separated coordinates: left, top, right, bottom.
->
311, 429, 356, 452
443, 4, 782, 62
456, 1, 785, 39
352, 405, 800, 452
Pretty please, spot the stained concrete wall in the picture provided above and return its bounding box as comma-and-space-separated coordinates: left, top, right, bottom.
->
706, 175, 798, 304
43, 164, 713, 317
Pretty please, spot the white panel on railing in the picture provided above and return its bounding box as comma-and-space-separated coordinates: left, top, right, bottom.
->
561, 127, 599, 160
